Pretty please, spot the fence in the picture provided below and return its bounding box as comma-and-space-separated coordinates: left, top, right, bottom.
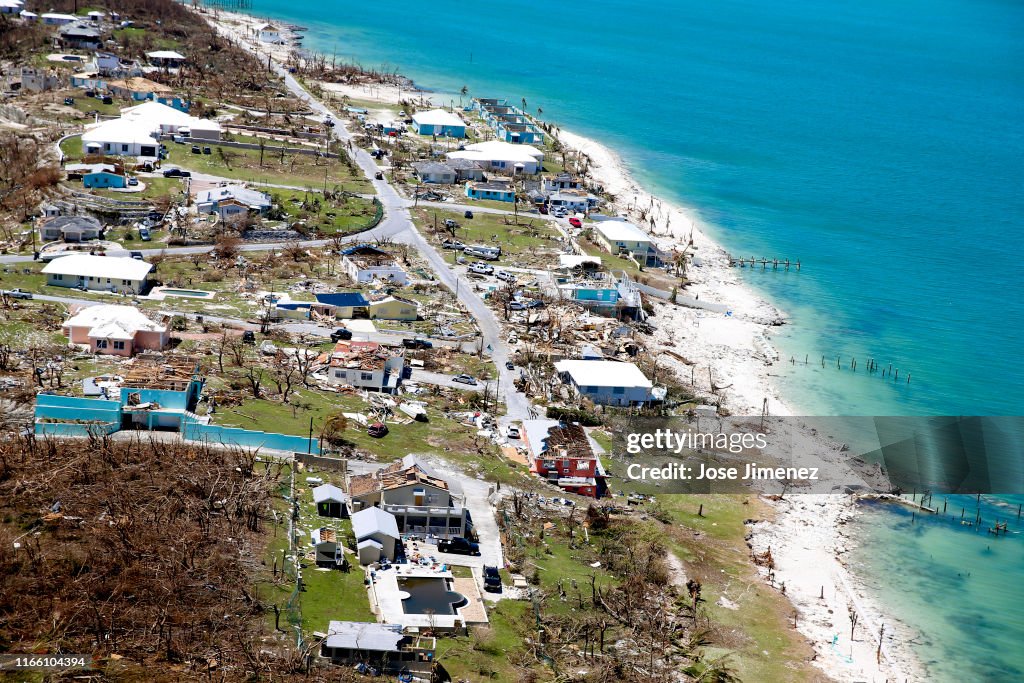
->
182, 416, 321, 454
34, 394, 122, 424
34, 421, 119, 437
185, 137, 339, 158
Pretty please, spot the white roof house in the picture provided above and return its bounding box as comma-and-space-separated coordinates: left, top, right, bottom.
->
120, 101, 221, 136
0, 0, 25, 14
62, 304, 167, 355
42, 254, 153, 280
593, 220, 651, 244
351, 506, 400, 540
448, 140, 544, 174
324, 621, 404, 652
553, 359, 659, 406
412, 109, 465, 128
312, 483, 347, 504
195, 185, 272, 213
64, 304, 165, 334
145, 50, 186, 61
82, 119, 161, 156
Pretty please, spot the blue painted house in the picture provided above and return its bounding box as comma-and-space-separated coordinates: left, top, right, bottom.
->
465, 180, 515, 203
83, 170, 127, 189
314, 292, 370, 319
411, 109, 466, 138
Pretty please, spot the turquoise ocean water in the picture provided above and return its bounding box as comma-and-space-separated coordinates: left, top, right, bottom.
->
226, 0, 1024, 677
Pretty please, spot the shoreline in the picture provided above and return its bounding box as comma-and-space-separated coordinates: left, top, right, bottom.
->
195, 6, 925, 681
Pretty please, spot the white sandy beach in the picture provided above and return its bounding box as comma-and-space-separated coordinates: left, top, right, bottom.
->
195, 7, 927, 680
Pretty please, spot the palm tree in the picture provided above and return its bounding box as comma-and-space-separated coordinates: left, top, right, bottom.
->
459, 85, 468, 106
521, 96, 528, 111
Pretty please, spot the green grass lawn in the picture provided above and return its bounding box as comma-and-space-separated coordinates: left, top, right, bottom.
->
270, 188, 379, 235
90, 176, 185, 202
59, 134, 83, 160
167, 136, 372, 192
434, 600, 532, 681
414, 208, 563, 268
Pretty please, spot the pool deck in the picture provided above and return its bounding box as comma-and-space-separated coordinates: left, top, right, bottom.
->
370, 566, 488, 628
148, 286, 217, 301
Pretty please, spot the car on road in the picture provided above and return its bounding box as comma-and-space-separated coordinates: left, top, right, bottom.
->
464, 210, 474, 219
496, 271, 516, 283
130, 251, 143, 260
437, 537, 480, 555
402, 338, 432, 349
367, 422, 389, 438
126, 176, 138, 186
330, 327, 353, 342
2, 289, 32, 300
551, 207, 568, 218
505, 424, 520, 439
374, 171, 384, 180
452, 374, 477, 386
568, 216, 583, 228
441, 240, 465, 250
162, 167, 190, 178
138, 227, 151, 241
468, 262, 493, 275
483, 566, 502, 592
505, 361, 515, 370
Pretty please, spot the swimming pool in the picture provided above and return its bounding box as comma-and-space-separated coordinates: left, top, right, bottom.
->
159, 288, 214, 299
398, 577, 466, 615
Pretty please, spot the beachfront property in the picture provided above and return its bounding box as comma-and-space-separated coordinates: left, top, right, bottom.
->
42, 254, 152, 294
548, 189, 600, 214
340, 244, 409, 285
447, 140, 544, 175
351, 506, 400, 565
348, 455, 470, 541
313, 483, 349, 518
411, 108, 466, 138
542, 173, 583, 193
592, 219, 661, 267
557, 274, 642, 319
411, 161, 457, 184
62, 304, 168, 357
474, 98, 545, 144
145, 50, 187, 69
39, 215, 102, 242
253, 22, 282, 44
326, 340, 406, 394
195, 185, 272, 219
521, 419, 606, 497
465, 179, 515, 203
553, 359, 661, 407
319, 621, 436, 675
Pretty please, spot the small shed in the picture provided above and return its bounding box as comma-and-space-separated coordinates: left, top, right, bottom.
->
312, 483, 348, 518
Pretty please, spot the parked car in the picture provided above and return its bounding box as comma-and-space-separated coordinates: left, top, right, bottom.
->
127, 176, 138, 186
483, 566, 502, 592
2, 289, 32, 300
330, 327, 352, 342
63, 97, 75, 106
101, 95, 112, 105
508, 301, 526, 311
191, 145, 201, 154
496, 271, 516, 283
138, 227, 151, 241
162, 167, 190, 178
505, 424, 520, 439
437, 537, 480, 555
367, 422, 389, 438
568, 216, 583, 228
452, 374, 477, 386
505, 361, 515, 370
241, 331, 256, 344
402, 338, 432, 349
463, 210, 474, 219
202, 146, 212, 155
172, 135, 185, 144
129, 251, 143, 260
441, 240, 466, 250
468, 262, 493, 275
444, 219, 459, 229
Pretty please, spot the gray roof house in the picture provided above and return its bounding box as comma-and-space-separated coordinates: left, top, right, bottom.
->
312, 483, 348, 518
352, 506, 400, 565
446, 157, 486, 181
320, 621, 436, 674
412, 161, 457, 184
40, 215, 102, 242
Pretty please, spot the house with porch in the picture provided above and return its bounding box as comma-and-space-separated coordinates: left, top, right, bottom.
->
62, 304, 168, 357
326, 341, 406, 394
521, 419, 606, 498
552, 359, 660, 407
465, 179, 515, 203
348, 455, 470, 540
145, 50, 187, 69
320, 621, 435, 675
253, 23, 282, 44
42, 253, 152, 294
411, 161, 457, 184
314, 291, 370, 319
341, 244, 408, 285
352, 506, 400, 565
447, 140, 544, 175
368, 296, 419, 321
40, 215, 103, 242
592, 219, 660, 267
58, 22, 103, 50
313, 483, 348, 518
195, 185, 272, 219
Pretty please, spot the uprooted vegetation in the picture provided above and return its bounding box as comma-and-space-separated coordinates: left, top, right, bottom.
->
0, 434, 339, 681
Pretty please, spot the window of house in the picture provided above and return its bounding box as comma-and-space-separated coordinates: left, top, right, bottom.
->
95, 339, 108, 349
122, 279, 129, 285
334, 370, 345, 378
113, 341, 125, 350
361, 372, 373, 381
613, 386, 625, 395
121, 144, 128, 152
54, 274, 63, 281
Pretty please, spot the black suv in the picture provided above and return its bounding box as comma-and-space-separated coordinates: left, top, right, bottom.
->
330, 328, 353, 341
402, 338, 432, 349
437, 537, 480, 555
483, 566, 502, 592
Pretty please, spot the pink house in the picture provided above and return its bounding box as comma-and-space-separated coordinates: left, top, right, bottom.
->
63, 304, 168, 357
